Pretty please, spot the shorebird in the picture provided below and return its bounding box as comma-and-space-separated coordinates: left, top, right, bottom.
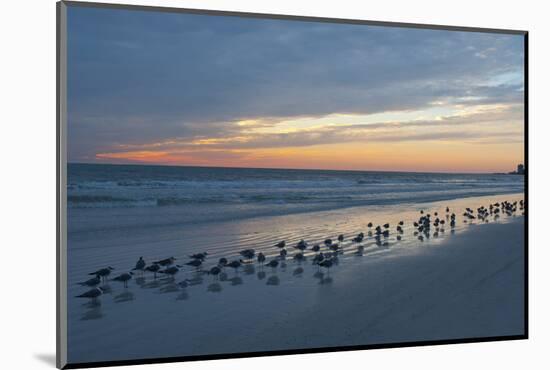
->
159, 266, 180, 277
112, 272, 133, 288
89, 267, 114, 282
296, 240, 308, 251
185, 259, 203, 270
226, 260, 242, 273
275, 241, 286, 249
352, 233, 364, 243
208, 266, 222, 279
218, 257, 228, 267
383, 223, 390, 229
317, 258, 334, 273
189, 252, 208, 261
311, 244, 320, 253
398, 221, 404, 226
76, 287, 103, 300
239, 249, 255, 260
132, 257, 146, 272
312, 253, 325, 265
338, 234, 344, 242
78, 275, 101, 287
145, 264, 160, 278
324, 238, 333, 246
329, 243, 341, 252
265, 259, 279, 270
280, 248, 287, 258
154, 257, 176, 267
257, 252, 266, 264
367, 222, 373, 228
293, 252, 305, 262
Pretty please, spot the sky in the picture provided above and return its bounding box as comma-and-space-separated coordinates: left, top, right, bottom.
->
67, 6, 525, 173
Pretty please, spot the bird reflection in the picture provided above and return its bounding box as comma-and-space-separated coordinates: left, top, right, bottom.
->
159, 282, 180, 294
114, 291, 135, 303
293, 267, 304, 276
134, 277, 146, 287
257, 271, 266, 280
266, 275, 280, 286
80, 301, 103, 321
207, 282, 222, 293
228, 276, 243, 286
176, 291, 190, 301
244, 264, 255, 275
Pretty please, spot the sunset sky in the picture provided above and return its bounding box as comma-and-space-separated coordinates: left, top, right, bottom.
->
67, 6, 525, 173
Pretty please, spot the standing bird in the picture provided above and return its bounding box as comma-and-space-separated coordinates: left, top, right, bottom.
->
296, 240, 308, 251
76, 287, 103, 300
88, 267, 114, 283
189, 252, 208, 261
312, 244, 321, 253
226, 260, 242, 273
265, 259, 279, 270
367, 222, 373, 228
159, 266, 180, 277
293, 252, 305, 262
185, 259, 203, 270
145, 264, 160, 278
257, 252, 266, 265
154, 257, 176, 267
78, 275, 101, 287
208, 266, 222, 279
275, 241, 286, 249
280, 248, 287, 258
338, 234, 344, 242
318, 258, 334, 273
112, 272, 133, 288
218, 257, 228, 267
132, 257, 146, 272
239, 249, 255, 260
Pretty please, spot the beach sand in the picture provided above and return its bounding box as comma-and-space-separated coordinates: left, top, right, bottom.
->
67, 195, 524, 363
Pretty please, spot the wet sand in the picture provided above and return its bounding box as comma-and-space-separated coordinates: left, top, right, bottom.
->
67, 194, 525, 363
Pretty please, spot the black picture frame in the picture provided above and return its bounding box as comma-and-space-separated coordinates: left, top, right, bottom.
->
56, 1, 528, 368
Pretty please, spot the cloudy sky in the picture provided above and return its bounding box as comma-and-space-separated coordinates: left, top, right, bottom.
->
67, 6, 525, 173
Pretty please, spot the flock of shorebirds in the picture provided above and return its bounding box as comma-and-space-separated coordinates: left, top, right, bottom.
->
76, 199, 524, 301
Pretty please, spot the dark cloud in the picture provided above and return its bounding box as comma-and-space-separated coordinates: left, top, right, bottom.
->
67, 5, 524, 161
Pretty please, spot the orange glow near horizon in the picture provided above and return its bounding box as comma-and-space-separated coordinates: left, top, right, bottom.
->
92, 104, 524, 173
95, 140, 524, 174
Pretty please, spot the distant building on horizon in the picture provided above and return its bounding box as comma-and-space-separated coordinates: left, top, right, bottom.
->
517, 164, 525, 175
508, 164, 525, 175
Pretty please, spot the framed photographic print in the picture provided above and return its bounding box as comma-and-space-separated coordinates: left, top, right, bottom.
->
57, 1, 528, 368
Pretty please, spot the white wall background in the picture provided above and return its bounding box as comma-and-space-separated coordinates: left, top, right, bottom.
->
1, 0, 548, 369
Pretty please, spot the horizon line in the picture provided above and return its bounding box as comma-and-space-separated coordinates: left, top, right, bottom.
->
67, 161, 522, 176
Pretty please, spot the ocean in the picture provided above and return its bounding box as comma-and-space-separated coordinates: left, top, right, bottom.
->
68, 163, 524, 229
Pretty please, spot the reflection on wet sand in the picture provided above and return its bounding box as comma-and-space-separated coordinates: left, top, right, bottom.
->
114, 291, 135, 303
72, 197, 523, 322
228, 277, 243, 286
207, 282, 222, 293
266, 275, 280, 286
80, 300, 103, 321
